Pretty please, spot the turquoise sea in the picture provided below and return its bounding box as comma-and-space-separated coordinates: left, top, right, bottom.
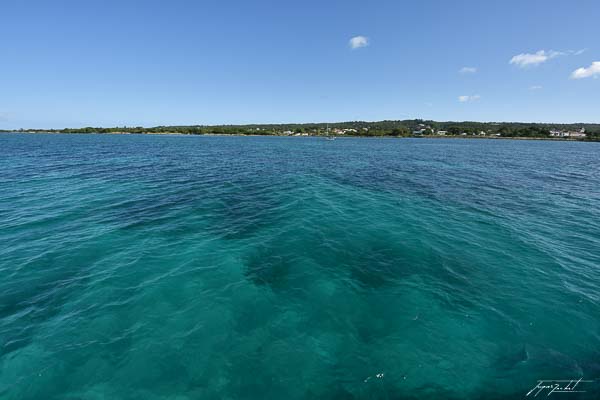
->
1, 133, 599, 399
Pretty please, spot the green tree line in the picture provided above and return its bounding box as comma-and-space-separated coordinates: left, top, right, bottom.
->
17, 119, 600, 140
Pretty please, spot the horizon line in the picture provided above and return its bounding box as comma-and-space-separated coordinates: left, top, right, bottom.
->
5, 118, 600, 131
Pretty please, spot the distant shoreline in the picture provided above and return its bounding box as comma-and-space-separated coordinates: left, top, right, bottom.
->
3, 119, 598, 141
1, 131, 597, 142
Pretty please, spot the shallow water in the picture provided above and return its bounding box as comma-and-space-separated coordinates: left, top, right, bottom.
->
1, 134, 599, 399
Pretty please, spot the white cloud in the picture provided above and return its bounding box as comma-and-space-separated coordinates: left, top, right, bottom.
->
458, 95, 481, 103
529, 85, 543, 90
571, 61, 600, 79
349, 36, 368, 49
509, 50, 563, 68
459, 67, 477, 74
573, 48, 587, 56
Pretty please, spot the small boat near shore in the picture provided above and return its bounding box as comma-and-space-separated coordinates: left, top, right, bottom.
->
324, 123, 335, 140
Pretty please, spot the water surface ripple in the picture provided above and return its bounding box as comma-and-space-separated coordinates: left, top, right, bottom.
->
1, 134, 599, 399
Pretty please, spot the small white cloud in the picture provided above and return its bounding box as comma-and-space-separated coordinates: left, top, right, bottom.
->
349, 36, 369, 49
571, 61, 600, 79
509, 50, 563, 68
459, 67, 477, 74
572, 48, 587, 56
529, 85, 543, 90
458, 95, 481, 103
549, 50, 566, 57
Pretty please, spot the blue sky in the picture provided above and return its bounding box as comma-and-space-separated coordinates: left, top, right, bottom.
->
1, 0, 599, 129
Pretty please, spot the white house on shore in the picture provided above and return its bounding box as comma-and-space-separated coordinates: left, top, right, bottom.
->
550, 127, 586, 138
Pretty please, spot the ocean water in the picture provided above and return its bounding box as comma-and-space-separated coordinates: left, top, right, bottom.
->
0, 133, 599, 399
